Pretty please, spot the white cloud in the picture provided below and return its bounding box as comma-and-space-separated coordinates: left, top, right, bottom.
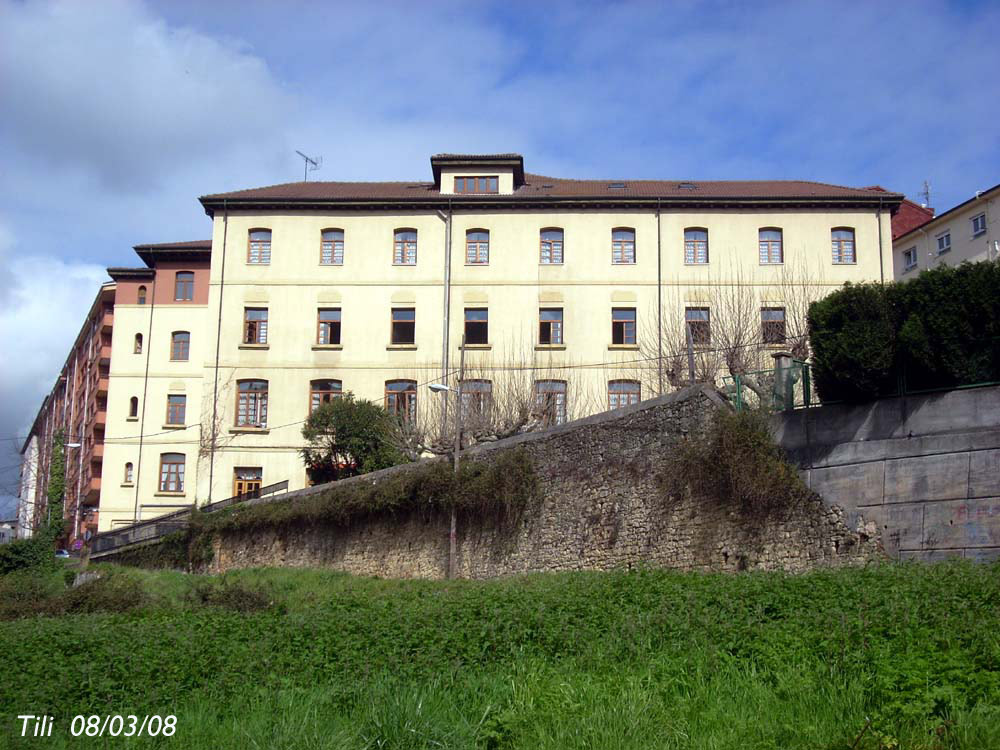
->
0, 0, 293, 192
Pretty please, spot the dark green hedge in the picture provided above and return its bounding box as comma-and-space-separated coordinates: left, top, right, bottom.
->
808, 261, 1000, 402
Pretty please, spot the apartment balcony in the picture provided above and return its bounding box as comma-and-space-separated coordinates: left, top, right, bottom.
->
93, 409, 106, 427
82, 476, 101, 504
97, 344, 111, 365
100, 310, 114, 333
90, 442, 104, 459
95, 376, 109, 397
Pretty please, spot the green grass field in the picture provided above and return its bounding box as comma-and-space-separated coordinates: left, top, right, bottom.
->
1, 561, 998, 749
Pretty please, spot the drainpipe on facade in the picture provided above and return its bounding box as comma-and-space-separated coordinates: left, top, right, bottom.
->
656, 198, 664, 396
877, 196, 886, 284
132, 277, 156, 524
208, 199, 229, 504
437, 201, 453, 426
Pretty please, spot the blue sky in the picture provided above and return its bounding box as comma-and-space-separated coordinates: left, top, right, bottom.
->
1, 0, 998, 512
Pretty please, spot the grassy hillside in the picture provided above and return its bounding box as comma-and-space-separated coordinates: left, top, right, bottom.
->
1, 562, 998, 749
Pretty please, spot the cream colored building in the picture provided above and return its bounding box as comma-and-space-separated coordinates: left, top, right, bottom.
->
164, 153, 900, 512
76, 153, 904, 530
99, 243, 210, 529
893, 182, 999, 279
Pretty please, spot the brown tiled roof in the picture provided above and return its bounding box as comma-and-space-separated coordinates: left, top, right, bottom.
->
890, 199, 935, 241
201, 174, 902, 205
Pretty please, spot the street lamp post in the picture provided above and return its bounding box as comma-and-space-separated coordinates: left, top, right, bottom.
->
428, 333, 466, 578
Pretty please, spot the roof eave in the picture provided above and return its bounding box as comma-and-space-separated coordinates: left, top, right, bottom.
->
200, 193, 903, 215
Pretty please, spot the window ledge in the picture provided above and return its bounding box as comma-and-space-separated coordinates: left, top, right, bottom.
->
535, 344, 567, 351
539, 262, 564, 266
312, 344, 343, 351
391, 263, 417, 267
386, 344, 418, 351
903, 265, 918, 274
229, 427, 270, 435
245, 262, 270, 266
238, 343, 269, 350
318, 263, 344, 267
126, 417, 139, 422
759, 262, 785, 266
972, 230, 986, 238
161, 424, 185, 430
464, 263, 490, 267
121, 483, 134, 488
461, 344, 492, 350
154, 492, 186, 498
832, 261, 858, 265
611, 262, 637, 266
608, 344, 640, 351
684, 262, 710, 266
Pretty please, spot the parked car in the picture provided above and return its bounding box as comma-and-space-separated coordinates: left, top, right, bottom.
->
54, 549, 70, 558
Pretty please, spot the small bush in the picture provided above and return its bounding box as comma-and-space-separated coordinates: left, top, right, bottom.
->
189, 579, 275, 613
664, 408, 810, 519
58, 572, 148, 615
0, 532, 57, 575
0, 569, 65, 619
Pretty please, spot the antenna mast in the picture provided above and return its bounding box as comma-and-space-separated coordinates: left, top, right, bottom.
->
295, 150, 322, 181
920, 180, 931, 209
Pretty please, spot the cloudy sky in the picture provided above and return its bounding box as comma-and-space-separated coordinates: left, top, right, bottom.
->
1, 0, 998, 514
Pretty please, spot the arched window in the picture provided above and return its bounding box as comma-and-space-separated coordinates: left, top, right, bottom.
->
684, 228, 709, 264
758, 228, 783, 264
236, 379, 268, 427
385, 379, 417, 421
608, 380, 641, 410
129, 396, 139, 418
134, 333, 143, 354
540, 228, 564, 264
158, 453, 185, 492
309, 379, 343, 413
137, 285, 147, 305
611, 228, 635, 264
123, 462, 134, 484
460, 379, 493, 419
534, 380, 567, 426
320, 229, 344, 265
832, 227, 856, 264
248, 229, 271, 264
393, 229, 417, 265
174, 271, 194, 301
466, 229, 489, 265
170, 331, 190, 361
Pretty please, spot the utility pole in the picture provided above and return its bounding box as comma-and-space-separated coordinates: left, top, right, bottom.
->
686, 321, 696, 384
449, 334, 466, 579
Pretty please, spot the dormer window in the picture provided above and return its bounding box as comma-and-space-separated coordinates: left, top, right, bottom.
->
454, 176, 499, 194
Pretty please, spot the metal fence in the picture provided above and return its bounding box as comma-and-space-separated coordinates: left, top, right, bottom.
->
722, 359, 812, 412
89, 479, 289, 555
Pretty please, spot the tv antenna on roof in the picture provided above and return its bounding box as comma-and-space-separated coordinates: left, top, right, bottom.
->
919, 179, 931, 209
295, 150, 322, 181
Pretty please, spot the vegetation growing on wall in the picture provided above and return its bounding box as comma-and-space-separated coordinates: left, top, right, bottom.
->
808, 262, 1000, 402
663, 408, 810, 521
207, 447, 537, 535
46, 428, 66, 536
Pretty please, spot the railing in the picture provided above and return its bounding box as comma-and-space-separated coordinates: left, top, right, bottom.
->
200, 480, 289, 513
723, 359, 812, 412
89, 480, 289, 555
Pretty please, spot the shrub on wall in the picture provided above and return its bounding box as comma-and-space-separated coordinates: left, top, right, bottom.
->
663, 407, 811, 522
808, 262, 1000, 402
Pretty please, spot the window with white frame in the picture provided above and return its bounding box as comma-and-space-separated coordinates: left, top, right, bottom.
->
936, 231, 951, 254
903, 247, 918, 271
971, 213, 986, 237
